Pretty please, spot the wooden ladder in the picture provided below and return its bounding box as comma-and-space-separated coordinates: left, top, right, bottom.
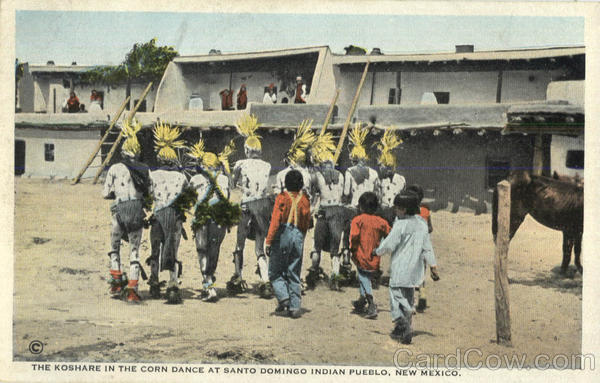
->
71, 96, 130, 185
92, 82, 153, 184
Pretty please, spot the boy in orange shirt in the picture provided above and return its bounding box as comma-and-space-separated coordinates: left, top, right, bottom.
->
265, 170, 311, 319
349, 192, 391, 319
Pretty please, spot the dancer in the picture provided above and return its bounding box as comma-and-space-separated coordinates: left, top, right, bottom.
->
147, 122, 193, 304
376, 128, 405, 225
188, 139, 240, 302
102, 119, 150, 302
273, 119, 315, 197
231, 114, 273, 297
305, 132, 347, 290
340, 123, 380, 283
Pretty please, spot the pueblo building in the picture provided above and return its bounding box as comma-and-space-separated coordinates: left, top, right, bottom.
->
14, 45, 584, 214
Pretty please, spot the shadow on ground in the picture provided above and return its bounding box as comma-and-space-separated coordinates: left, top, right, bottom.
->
509, 266, 582, 295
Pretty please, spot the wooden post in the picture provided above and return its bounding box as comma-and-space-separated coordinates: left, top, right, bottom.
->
333, 61, 370, 164
71, 96, 131, 185
495, 70, 503, 103
532, 134, 543, 176
92, 82, 153, 184
494, 180, 512, 347
319, 89, 340, 137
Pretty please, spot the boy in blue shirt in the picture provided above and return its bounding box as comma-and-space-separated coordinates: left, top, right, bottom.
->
375, 191, 440, 344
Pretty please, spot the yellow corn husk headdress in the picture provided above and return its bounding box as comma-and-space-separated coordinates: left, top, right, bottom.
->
218, 139, 236, 174
348, 123, 369, 160
286, 119, 316, 165
236, 113, 262, 151
153, 121, 185, 161
377, 127, 403, 167
121, 118, 142, 157
310, 132, 336, 164
187, 138, 236, 174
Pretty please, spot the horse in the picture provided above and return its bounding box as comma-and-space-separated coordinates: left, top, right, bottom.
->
492, 170, 583, 274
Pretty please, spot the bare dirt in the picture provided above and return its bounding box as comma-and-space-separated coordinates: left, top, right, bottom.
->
13, 178, 582, 367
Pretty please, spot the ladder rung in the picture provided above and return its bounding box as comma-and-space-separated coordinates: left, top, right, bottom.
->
102, 142, 116, 146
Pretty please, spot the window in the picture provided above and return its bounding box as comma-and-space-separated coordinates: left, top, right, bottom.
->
566, 150, 584, 169
388, 89, 396, 104
388, 88, 402, 104
44, 143, 54, 162
433, 92, 450, 104
62, 79, 71, 89
486, 157, 510, 189
133, 99, 147, 112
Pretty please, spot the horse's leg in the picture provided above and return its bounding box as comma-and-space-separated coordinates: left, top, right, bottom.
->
560, 232, 574, 274
574, 232, 583, 274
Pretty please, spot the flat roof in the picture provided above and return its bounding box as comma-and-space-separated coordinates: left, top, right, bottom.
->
29, 64, 97, 74
174, 46, 329, 64
333, 46, 585, 65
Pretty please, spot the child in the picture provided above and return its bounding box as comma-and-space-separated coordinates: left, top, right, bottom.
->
406, 185, 433, 312
375, 191, 439, 344
265, 170, 311, 318
349, 192, 391, 319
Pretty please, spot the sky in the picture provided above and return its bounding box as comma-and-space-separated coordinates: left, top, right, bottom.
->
15, 11, 584, 66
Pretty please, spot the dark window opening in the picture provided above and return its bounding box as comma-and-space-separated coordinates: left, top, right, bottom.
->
566, 150, 584, 169
44, 143, 54, 162
133, 99, 147, 112
434, 92, 450, 104
15, 140, 25, 175
62, 79, 70, 89
486, 157, 510, 189
388, 89, 395, 104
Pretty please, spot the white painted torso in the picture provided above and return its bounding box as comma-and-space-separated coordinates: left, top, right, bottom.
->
233, 158, 271, 203
149, 169, 188, 211
380, 173, 406, 208
102, 163, 142, 203
190, 171, 230, 206
315, 170, 345, 207
343, 166, 380, 207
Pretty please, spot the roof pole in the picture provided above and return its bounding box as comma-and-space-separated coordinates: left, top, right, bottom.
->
333, 61, 370, 164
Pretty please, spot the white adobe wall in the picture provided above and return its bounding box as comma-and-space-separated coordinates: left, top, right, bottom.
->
154, 62, 191, 113
547, 80, 584, 105
15, 128, 102, 179
18, 64, 35, 112
335, 68, 566, 116
551, 135, 584, 178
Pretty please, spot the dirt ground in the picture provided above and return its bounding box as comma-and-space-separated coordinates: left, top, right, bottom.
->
13, 178, 582, 367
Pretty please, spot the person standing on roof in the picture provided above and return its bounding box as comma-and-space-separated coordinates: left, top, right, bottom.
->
263, 83, 277, 104
237, 84, 248, 110
294, 76, 307, 104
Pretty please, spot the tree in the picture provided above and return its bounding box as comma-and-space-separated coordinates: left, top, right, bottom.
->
82, 38, 178, 108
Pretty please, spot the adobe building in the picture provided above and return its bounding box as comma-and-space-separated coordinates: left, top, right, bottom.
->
14, 45, 585, 214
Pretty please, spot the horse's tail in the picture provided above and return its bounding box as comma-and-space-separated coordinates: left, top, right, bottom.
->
492, 184, 498, 243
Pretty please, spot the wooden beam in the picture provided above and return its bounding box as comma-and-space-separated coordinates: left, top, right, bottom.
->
496, 70, 503, 103
333, 61, 370, 164
319, 89, 340, 137
494, 180, 512, 347
71, 96, 130, 185
92, 82, 153, 184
